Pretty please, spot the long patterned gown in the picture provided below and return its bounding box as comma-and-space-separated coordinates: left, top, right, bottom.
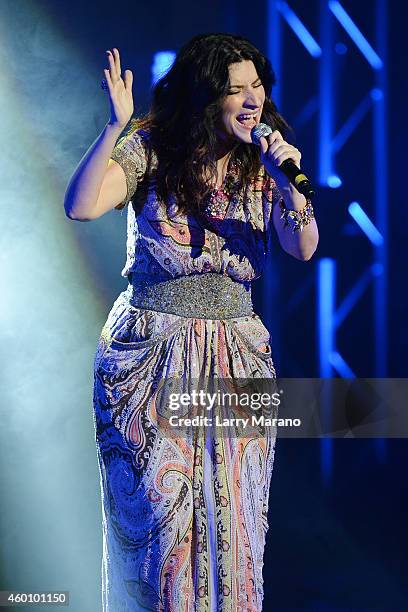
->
93, 128, 282, 611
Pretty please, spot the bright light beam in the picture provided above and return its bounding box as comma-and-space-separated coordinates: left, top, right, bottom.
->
152, 51, 176, 85
329, 1, 383, 69
330, 351, 356, 378
318, 258, 336, 378
348, 202, 384, 246
277, 1, 322, 58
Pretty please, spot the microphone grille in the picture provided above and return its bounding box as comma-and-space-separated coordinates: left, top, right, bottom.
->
251, 123, 273, 145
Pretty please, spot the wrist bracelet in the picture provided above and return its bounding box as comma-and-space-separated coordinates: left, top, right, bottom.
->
279, 198, 315, 233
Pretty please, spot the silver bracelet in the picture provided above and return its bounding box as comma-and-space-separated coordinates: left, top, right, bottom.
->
279, 198, 315, 233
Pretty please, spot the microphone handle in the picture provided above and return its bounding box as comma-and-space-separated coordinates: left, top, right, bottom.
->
251, 122, 316, 199
279, 159, 315, 199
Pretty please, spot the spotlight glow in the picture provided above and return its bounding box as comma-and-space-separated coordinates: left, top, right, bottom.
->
327, 175, 342, 188
152, 51, 176, 85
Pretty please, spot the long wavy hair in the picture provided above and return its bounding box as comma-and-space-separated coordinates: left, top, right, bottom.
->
128, 32, 293, 215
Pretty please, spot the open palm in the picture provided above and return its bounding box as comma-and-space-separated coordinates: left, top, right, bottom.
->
103, 47, 134, 130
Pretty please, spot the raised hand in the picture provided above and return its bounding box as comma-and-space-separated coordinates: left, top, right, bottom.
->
103, 48, 134, 130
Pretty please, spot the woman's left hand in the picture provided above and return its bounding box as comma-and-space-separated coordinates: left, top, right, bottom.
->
258, 130, 302, 190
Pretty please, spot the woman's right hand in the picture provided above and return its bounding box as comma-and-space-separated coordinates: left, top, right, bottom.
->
103, 48, 134, 130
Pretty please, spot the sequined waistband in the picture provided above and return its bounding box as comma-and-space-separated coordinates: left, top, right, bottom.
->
127, 273, 253, 319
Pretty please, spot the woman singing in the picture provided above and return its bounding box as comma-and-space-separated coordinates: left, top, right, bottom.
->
64, 33, 318, 611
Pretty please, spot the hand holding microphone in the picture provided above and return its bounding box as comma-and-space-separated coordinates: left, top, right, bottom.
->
251, 123, 315, 199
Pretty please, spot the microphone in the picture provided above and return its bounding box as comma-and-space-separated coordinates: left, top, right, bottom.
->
251, 123, 315, 199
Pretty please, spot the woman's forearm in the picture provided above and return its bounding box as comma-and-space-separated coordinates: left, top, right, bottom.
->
274, 183, 319, 261
64, 122, 123, 220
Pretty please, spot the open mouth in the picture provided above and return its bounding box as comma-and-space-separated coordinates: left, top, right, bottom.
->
236, 113, 258, 130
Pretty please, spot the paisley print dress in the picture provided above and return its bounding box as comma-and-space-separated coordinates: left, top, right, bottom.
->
93, 128, 282, 611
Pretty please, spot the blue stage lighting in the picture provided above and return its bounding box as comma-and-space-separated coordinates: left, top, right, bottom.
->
370, 88, 383, 101
329, 1, 383, 69
332, 93, 373, 154
335, 42, 348, 55
327, 175, 342, 188
318, 258, 335, 378
348, 201, 384, 246
330, 351, 356, 378
151, 51, 176, 85
371, 263, 383, 276
277, 1, 321, 58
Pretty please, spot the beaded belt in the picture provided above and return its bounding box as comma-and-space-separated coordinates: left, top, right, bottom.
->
127, 272, 253, 319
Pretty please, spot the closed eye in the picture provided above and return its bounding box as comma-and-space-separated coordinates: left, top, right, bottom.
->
227, 81, 263, 95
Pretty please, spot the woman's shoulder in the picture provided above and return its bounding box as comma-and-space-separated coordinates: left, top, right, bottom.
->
116, 123, 159, 170
119, 123, 150, 148
131, 126, 151, 142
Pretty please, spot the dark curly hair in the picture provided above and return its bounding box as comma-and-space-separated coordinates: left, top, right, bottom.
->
128, 32, 293, 215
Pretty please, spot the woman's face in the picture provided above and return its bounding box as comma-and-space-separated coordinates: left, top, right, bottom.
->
217, 60, 265, 147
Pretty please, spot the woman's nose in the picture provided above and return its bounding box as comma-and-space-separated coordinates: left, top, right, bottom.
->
244, 88, 262, 107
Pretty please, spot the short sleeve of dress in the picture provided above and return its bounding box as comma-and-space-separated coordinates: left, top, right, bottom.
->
110, 128, 148, 210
